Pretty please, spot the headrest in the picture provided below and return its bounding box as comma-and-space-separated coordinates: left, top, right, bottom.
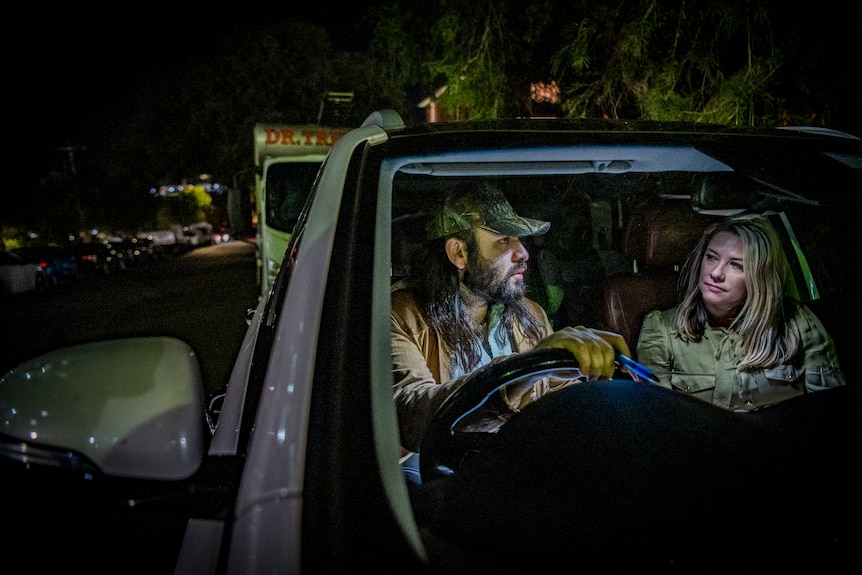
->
623, 201, 710, 269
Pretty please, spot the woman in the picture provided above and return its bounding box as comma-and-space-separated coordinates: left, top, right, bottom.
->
636, 216, 844, 411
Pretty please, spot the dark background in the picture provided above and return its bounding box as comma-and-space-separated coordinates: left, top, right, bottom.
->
4, 4, 379, 176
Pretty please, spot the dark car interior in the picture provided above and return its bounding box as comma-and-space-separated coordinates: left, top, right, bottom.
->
413, 371, 860, 572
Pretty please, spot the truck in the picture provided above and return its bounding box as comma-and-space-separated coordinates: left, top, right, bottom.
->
253, 123, 350, 296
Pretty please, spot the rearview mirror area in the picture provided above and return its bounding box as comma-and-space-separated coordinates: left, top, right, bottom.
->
691, 172, 786, 215
0, 337, 207, 480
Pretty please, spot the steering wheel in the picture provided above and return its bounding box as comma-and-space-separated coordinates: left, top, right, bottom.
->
419, 348, 582, 481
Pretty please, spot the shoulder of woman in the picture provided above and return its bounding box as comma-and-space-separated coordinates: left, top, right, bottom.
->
783, 297, 816, 320
784, 298, 829, 331
640, 307, 676, 335
646, 306, 677, 323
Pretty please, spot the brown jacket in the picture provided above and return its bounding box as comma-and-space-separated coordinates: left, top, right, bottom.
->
392, 286, 564, 455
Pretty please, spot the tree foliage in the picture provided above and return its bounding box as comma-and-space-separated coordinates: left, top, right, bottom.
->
547, 0, 786, 124
5, 1, 856, 238
367, 0, 853, 127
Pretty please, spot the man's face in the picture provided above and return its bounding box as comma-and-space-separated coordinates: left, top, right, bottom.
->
462, 228, 529, 304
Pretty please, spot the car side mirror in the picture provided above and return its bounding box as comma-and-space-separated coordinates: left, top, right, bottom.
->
0, 337, 206, 480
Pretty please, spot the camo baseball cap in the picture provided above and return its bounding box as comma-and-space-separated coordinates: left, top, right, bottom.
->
427, 183, 550, 239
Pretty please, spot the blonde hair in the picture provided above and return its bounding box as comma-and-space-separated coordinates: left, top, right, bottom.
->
674, 216, 800, 370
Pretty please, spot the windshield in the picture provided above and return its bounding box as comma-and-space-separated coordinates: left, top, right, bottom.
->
388, 142, 861, 364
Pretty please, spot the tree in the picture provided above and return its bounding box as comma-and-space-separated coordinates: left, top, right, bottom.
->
368, 0, 551, 120
366, 0, 858, 129
547, 0, 785, 124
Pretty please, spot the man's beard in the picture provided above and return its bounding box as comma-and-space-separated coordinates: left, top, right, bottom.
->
462, 251, 526, 304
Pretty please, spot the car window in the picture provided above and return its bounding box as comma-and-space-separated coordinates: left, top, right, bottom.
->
388, 143, 860, 367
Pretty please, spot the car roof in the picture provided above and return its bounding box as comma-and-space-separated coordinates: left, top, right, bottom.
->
379, 115, 859, 139
360, 115, 860, 211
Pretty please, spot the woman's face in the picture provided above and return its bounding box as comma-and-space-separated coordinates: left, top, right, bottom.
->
699, 231, 747, 324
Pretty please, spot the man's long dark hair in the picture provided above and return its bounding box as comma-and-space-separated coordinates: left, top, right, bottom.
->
405, 229, 547, 373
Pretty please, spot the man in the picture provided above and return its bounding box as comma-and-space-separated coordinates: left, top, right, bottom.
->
391, 182, 630, 465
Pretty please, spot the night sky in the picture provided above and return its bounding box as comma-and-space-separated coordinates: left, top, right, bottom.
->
3, 5, 376, 186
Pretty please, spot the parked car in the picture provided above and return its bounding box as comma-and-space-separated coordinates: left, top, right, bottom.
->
11, 245, 80, 286
139, 229, 179, 258
105, 237, 150, 268
71, 241, 124, 275
2, 112, 860, 573
188, 222, 215, 246
213, 228, 231, 244
112, 235, 156, 265
0, 250, 39, 299
128, 235, 157, 264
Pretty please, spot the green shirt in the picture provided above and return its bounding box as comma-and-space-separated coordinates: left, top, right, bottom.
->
636, 300, 845, 411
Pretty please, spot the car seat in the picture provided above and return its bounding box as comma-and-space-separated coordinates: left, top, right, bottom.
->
598, 200, 718, 350
529, 198, 626, 330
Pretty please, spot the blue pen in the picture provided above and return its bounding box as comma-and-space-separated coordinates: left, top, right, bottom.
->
615, 352, 660, 385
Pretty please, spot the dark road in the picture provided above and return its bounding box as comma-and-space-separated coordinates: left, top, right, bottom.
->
0, 240, 259, 395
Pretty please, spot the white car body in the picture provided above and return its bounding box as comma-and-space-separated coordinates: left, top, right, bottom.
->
0, 251, 38, 297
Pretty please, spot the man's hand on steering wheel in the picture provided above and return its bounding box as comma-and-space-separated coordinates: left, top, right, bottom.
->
535, 326, 630, 378
501, 326, 630, 406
